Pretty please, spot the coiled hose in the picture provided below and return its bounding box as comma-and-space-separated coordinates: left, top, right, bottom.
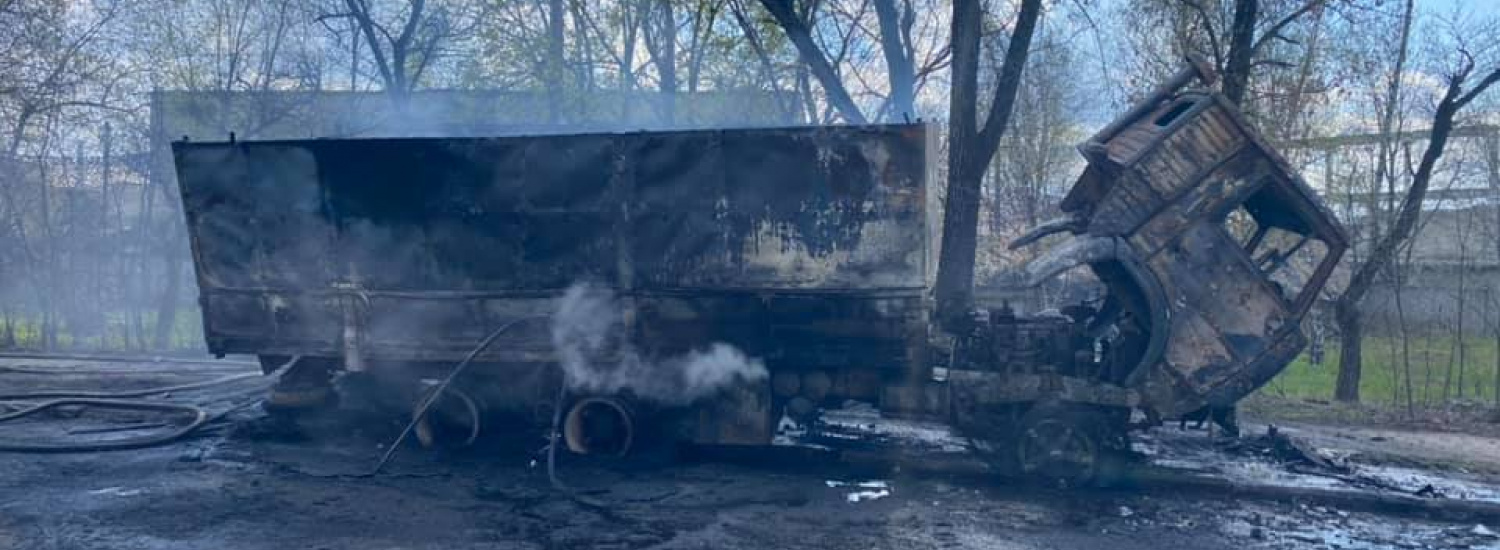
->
0, 357, 294, 453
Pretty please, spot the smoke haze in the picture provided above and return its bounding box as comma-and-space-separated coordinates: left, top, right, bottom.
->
550, 282, 767, 405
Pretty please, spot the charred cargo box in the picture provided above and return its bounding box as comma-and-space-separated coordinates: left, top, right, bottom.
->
172, 124, 935, 379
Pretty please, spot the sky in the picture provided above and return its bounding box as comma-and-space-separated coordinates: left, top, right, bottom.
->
1416, 0, 1500, 18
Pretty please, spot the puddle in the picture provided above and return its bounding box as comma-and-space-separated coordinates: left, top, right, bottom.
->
798, 401, 970, 453
1142, 429, 1500, 505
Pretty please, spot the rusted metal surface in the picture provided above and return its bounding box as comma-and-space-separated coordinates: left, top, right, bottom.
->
1009, 58, 1349, 418
172, 125, 932, 372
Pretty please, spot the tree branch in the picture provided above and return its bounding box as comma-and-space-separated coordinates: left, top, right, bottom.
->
974, 0, 1044, 161
1339, 61, 1496, 312
1455, 68, 1500, 109
1251, 0, 1326, 54
1179, 0, 1223, 69
758, 0, 868, 123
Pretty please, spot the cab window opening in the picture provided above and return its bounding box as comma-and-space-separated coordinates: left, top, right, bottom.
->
1220, 179, 1331, 308
1153, 100, 1195, 128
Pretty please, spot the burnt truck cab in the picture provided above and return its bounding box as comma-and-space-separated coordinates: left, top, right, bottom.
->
1007, 57, 1348, 420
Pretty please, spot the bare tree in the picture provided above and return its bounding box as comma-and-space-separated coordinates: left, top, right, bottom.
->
931, 0, 1044, 320
641, 0, 678, 122
1122, 0, 1338, 111
1333, 41, 1500, 402
330, 0, 473, 104
756, 0, 867, 123
0, 0, 128, 350
755, 0, 938, 124
1220, 0, 1328, 105
870, 0, 915, 120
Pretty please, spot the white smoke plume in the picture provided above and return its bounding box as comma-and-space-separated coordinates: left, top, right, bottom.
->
550, 282, 768, 405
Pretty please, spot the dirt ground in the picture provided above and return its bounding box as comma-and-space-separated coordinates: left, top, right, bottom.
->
3, 356, 1500, 550
1243, 395, 1500, 476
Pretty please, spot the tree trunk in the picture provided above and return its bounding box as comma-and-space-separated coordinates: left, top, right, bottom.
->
349, 18, 360, 90
1334, 297, 1362, 402
932, 0, 982, 321
1395, 261, 1415, 416
871, 0, 914, 121
1334, 57, 1498, 402
547, 0, 566, 123
1455, 232, 1468, 400
1332, 0, 1415, 402
932, 0, 1043, 322
1, 309, 12, 348
153, 247, 181, 350
1486, 131, 1500, 403
1221, 0, 1257, 106
621, 0, 638, 92
646, 0, 678, 124
728, 0, 790, 120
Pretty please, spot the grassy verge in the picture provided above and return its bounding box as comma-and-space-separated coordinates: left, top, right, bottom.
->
1260, 335, 1500, 406
0, 308, 204, 352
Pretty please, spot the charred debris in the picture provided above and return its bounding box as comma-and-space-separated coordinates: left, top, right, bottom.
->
154, 58, 1350, 485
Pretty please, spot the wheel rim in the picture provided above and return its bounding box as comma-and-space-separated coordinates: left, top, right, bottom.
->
1017, 417, 1100, 487
414, 386, 481, 449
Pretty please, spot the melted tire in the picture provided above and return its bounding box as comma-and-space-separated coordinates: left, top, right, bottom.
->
1013, 402, 1129, 489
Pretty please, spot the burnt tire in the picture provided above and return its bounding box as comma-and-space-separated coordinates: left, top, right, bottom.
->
413, 386, 483, 450
1014, 402, 1126, 488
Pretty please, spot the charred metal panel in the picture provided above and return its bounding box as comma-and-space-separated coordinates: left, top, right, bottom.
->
1129, 150, 1266, 256
1083, 171, 1164, 237
631, 126, 928, 289
1133, 104, 1246, 199
173, 125, 930, 366
1013, 59, 1349, 417
630, 292, 923, 372
1086, 96, 1248, 237
692, 381, 774, 445
948, 370, 1139, 408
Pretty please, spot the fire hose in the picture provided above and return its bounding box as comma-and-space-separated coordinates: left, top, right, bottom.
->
0, 357, 295, 453
365, 314, 613, 508
368, 317, 540, 476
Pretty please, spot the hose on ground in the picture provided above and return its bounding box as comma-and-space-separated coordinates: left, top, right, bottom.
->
358, 313, 605, 510
542, 378, 622, 516
0, 356, 296, 453
0, 372, 263, 400
0, 399, 210, 452
547, 380, 569, 491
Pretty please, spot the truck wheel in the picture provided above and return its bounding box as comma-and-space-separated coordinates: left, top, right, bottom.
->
413, 385, 482, 450
1015, 403, 1120, 488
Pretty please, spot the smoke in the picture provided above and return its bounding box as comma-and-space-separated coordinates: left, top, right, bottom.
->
550, 282, 767, 405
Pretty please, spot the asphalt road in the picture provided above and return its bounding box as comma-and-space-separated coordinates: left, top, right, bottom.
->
0, 356, 1496, 550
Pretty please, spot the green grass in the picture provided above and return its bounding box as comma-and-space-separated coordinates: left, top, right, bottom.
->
1261, 335, 1500, 405
0, 308, 204, 352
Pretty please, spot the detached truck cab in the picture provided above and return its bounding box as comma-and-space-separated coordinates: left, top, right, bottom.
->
1003, 57, 1347, 422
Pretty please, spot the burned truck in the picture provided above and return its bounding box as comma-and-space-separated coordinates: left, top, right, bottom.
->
171, 60, 1346, 482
